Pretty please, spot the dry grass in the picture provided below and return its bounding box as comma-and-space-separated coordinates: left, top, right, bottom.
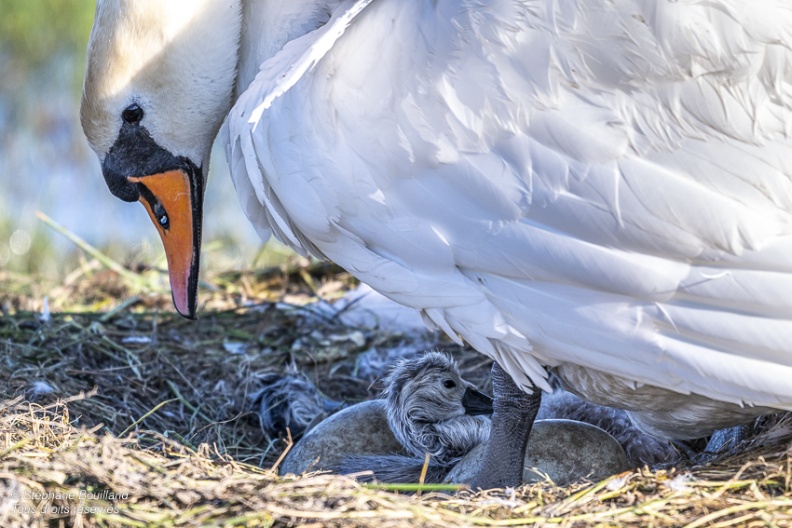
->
2, 261, 792, 527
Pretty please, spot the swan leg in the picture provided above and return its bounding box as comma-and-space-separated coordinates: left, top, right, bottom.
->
470, 362, 542, 490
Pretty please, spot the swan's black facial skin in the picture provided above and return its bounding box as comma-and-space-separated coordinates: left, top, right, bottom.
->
101, 121, 189, 202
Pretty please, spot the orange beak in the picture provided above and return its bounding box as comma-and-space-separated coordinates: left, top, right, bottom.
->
129, 169, 202, 318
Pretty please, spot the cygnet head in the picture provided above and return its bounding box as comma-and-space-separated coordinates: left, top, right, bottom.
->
384, 352, 492, 466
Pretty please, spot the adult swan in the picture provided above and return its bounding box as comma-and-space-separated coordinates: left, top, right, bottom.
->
81, 0, 792, 487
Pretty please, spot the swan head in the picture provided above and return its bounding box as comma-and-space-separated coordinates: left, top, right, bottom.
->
80, 0, 242, 318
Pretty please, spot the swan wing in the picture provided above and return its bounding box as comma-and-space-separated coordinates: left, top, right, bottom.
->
227, 0, 792, 409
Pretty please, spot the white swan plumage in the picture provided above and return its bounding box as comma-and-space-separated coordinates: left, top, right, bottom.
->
82, 0, 792, 441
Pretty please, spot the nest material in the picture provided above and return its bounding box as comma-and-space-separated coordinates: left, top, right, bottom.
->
1, 265, 792, 527
2, 395, 792, 528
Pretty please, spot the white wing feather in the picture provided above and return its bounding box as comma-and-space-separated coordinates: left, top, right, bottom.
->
247, 0, 374, 125
222, 0, 374, 252
223, 0, 792, 417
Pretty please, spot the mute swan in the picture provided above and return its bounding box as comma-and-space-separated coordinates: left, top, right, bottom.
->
381, 352, 675, 470
81, 0, 792, 487
259, 352, 669, 481
336, 352, 636, 484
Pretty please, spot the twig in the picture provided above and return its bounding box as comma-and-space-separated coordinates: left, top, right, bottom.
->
417, 452, 430, 497
363, 482, 466, 493
270, 428, 294, 474
99, 296, 141, 322
36, 210, 151, 290
0, 437, 32, 458
119, 398, 179, 438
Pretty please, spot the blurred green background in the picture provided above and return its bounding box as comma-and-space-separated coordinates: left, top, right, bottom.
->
0, 1, 275, 278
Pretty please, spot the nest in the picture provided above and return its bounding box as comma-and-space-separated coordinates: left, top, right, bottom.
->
2, 264, 792, 527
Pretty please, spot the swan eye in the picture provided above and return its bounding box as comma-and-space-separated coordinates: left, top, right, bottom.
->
122, 103, 144, 125
443, 379, 456, 389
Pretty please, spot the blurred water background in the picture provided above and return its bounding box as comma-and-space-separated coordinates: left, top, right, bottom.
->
0, 1, 274, 278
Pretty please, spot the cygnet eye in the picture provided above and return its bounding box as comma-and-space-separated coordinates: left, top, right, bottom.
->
122, 103, 144, 125
443, 379, 456, 389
